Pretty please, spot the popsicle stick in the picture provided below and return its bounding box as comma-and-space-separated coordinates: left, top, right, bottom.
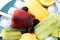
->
0, 12, 12, 18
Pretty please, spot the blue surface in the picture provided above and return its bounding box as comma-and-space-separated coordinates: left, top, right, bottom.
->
0, 0, 16, 13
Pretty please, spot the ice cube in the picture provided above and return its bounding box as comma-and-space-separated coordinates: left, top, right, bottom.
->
0, 26, 4, 33
0, 16, 11, 28
8, 7, 16, 15
45, 36, 58, 40
55, 1, 60, 14
48, 5, 57, 14
14, 0, 25, 9
57, 0, 60, 2
55, 1, 60, 10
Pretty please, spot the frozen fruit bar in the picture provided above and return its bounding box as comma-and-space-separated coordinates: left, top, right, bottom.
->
2, 28, 21, 40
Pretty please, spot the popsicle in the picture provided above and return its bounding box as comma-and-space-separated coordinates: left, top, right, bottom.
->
34, 14, 60, 40
0, 9, 35, 28
11, 9, 35, 28
24, 0, 49, 21
2, 28, 21, 40
20, 33, 38, 40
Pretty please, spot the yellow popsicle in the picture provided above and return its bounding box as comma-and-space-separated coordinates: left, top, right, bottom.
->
24, 0, 49, 21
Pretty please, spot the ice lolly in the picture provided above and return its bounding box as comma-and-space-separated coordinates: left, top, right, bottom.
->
24, 0, 49, 21
2, 28, 21, 40
34, 14, 60, 40
0, 9, 35, 28
11, 9, 35, 28
20, 33, 38, 40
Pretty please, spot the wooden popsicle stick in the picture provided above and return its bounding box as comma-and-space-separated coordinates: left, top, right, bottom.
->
0, 12, 12, 18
